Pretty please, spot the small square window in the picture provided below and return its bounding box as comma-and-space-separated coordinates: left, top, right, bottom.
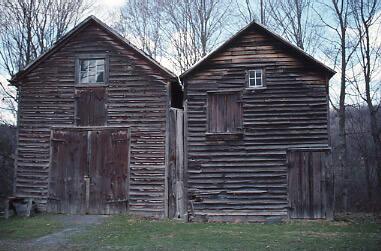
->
78, 58, 105, 84
248, 69, 264, 88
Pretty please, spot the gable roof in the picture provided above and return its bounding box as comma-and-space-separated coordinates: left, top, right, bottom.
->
10, 16, 177, 85
180, 20, 336, 79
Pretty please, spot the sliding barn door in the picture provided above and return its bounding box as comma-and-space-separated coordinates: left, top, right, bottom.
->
47, 127, 130, 214
287, 149, 334, 219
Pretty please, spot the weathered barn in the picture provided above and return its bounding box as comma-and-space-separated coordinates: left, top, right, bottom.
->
180, 21, 335, 222
10, 16, 183, 218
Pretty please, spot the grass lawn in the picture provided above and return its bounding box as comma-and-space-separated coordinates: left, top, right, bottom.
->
0, 214, 380, 250
0, 215, 63, 240
74, 215, 381, 251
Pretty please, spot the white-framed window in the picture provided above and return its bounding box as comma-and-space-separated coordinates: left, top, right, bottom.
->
79, 58, 105, 84
248, 69, 264, 88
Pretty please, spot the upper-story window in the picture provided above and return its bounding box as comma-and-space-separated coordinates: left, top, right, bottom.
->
76, 54, 108, 85
248, 69, 264, 88
79, 58, 105, 84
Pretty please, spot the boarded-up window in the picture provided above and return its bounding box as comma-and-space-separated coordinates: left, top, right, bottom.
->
208, 92, 242, 133
75, 87, 107, 126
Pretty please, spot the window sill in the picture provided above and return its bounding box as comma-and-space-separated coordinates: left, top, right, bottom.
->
246, 86, 267, 91
205, 132, 243, 141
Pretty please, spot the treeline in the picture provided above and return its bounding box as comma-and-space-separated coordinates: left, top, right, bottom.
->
331, 107, 381, 212
0, 125, 16, 200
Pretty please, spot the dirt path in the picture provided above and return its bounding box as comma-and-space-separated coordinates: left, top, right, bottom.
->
0, 215, 108, 251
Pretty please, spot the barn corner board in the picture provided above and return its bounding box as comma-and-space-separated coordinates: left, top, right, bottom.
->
12, 15, 334, 221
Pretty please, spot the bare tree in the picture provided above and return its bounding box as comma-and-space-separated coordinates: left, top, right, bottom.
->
115, 0, 164, 59
350, 0, 381, 187
316, 0, 359, 211
161, 0, 232, 73
265, 0, 321, 53
0, 0, 93, 123
235, 0, 268, 25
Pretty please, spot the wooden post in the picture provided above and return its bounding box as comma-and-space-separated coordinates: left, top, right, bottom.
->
84, 175, 90, 214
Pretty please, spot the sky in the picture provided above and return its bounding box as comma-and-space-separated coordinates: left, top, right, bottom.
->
89, 0, 125, 21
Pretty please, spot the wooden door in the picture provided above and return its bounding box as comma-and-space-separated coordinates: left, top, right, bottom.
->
287, 149, 334, 219
88, 129, 130, 214
75, 87, 107, 126
47, 127, 130, 214
48, 130, 88, 214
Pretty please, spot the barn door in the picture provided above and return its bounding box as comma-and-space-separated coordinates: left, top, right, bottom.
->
47, 128, 130, 214
88, 129, 130, 214
287, 149, 334, 219
48, 130, 88, 214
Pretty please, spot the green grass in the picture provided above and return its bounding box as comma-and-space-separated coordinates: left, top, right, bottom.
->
0, 214, 63, 240
73, 215, 381, 251
0, 214, 380, 250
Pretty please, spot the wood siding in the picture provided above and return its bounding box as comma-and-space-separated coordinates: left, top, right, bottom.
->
15, 21, 170, 217
183, 28, 330, 222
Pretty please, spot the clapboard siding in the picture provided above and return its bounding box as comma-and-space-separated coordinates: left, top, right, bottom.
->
183, 27, 330, 222
15, 20, 171, 217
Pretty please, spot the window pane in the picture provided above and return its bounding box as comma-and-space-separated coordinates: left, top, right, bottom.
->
255, 70, 262, 78
249, 78, 256, 87
80, 71, 88, 83
96, 59, 104, 70
96, 72, 104, 83
79, 59, 105, 84
249, 70, 256, 78
88, 71, 96, 83
256, 77, 262, 86
80, 60, 88, 71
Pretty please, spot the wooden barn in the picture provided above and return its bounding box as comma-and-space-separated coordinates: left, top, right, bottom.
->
10, 16, 183, 218
180, 21, 335, 222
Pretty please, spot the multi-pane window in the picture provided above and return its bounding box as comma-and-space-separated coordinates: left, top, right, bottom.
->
208, 92, 242, 133
248, 69, 263, 88
79, 59, 105, 84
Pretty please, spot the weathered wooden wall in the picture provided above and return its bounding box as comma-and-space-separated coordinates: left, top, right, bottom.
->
183, 27, 330, 222
15, 20, 172, 217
